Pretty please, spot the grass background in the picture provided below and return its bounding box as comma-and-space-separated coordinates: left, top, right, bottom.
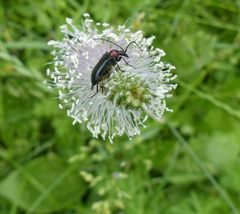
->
0, 0, 240, 213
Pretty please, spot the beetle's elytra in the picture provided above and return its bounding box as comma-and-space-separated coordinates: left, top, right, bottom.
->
90, 38, 142, 97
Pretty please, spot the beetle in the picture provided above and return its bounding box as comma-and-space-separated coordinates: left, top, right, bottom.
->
90, 38, 142, 97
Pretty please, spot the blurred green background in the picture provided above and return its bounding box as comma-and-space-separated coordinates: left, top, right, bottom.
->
0, 0, 240, 213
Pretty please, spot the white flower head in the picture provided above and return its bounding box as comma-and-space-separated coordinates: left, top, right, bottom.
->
47, 13, 177, 143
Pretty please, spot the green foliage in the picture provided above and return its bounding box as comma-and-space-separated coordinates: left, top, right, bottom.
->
0, 155, 86, 213
0, 0, 240, 213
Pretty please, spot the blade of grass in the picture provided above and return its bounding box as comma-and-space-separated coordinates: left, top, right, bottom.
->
178, 79, 240, 120
156, 10, 239, 31
167, 122, 240, 214
165, 0, 191, 43
0, 146, 59, 206
0, 51, 34, 78
0, 78, 4, 131
26, 164, 76, 214
3, 41, 49, 50
173, 68, 211, 115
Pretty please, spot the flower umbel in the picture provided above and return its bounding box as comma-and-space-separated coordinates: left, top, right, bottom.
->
47, 13, 177, 142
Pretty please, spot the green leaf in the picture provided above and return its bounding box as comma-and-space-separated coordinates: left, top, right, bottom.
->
0, 155, 86, 213
206, 132, 240, 168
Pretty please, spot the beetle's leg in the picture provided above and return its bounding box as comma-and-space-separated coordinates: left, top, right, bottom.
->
100, 85, 104, 93
89, 84, 99, 98
113, 59, 124, 72
121, 57, 136, 69
90, 91, 97, 98
116, 62, 124, 72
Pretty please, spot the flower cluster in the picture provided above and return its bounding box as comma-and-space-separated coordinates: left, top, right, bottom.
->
47, 13, 176, 143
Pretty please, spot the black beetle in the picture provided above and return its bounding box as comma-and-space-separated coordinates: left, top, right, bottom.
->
90, 38, 142, 97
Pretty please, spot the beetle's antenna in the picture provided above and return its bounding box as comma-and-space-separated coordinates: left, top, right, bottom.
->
94, 38, 124, 51
125, 41, 143, 52
121, 57, 136, 69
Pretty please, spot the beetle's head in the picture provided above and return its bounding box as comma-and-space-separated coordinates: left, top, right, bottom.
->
119, 50, 129, 58
110, 50, 129, 61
